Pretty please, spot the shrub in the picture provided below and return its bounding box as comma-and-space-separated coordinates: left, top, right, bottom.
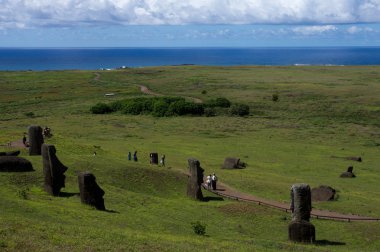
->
24, 112, 35, 118
191, 221, 206, 236
272, 93, 279, 102
152, 100, 170, 117
204, 107, 216, 117
201, 90, 207, 95
229, 104, 250, 116
90, 103, 112, 114
18, 188, 29, 200
206, 97, 231, 108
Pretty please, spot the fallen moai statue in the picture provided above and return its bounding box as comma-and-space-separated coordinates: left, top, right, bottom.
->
28, 125, 44, 156
289, 183, 315, 243
42, 144, 68, 196
0, 150, 20, 156
221, 157, 246, 169
0, 156, 34, 172
345, 156, 362, 162
78, 172, 105, 210
187, 158, 204, 201
340, 166, 356, 178
311, 185, 336, 202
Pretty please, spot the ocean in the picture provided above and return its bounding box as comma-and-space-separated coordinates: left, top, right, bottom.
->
1, 47, 380, 71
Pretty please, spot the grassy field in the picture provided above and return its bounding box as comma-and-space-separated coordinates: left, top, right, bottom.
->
0, 66, 380, 251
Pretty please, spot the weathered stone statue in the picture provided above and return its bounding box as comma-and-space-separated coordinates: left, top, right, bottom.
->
187, 158, 204, 201
340, 166, 356, 178
0, 150, 20, 156
311, 185, 336, 202
0, 156, 34, 172
78, 172, 105, 210
42, 144, 68, 196
28, 125, 44, 155
150, 153, 158, 165
222, 157, 246, 169
288, 183, 315, 243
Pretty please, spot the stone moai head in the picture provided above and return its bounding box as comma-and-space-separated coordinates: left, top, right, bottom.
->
289, 183, 315, 243
290, 183, 312, 222
347, 166, 354, 173
150, 153, 158, 165
187, 158, 204, 200
28, 125, 44, 155
42, 144, 68, 196
78, 172, 105, 210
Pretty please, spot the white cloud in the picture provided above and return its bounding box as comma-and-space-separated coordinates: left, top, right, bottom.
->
1, 0, 380, 29
347, 25, 375, 34
292, 25, 338, 35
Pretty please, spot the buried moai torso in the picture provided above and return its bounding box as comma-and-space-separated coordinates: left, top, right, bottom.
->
28, 125, 44, 155
78, 172, 105, 210
42, 144, 68, 196
290, 184, 312, 222
187, 158, 204, 200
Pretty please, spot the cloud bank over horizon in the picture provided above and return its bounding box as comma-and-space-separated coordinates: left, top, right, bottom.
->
1, 0, 380, 29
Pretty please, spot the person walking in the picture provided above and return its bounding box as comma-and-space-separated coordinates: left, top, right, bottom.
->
211, 173, 218, 190
133, 151, 138, 162
128, 151, 131, 161
206, 174, 212, 189
160, 154, 165, 167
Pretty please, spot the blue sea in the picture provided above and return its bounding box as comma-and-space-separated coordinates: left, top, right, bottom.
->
1, 47, 380, 70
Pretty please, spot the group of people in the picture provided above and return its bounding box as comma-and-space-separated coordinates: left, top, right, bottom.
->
206, 173, 218, 190
128, 151, 138, 162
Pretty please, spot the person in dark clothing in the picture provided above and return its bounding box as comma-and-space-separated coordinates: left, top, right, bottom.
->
133, 151, 138, 162
211, 173, 218, 190
128, 151, 131, 161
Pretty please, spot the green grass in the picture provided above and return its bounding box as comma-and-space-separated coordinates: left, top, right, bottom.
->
1, 66, 380, 251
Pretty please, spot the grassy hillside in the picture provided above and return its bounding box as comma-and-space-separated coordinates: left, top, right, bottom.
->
0, 66, 380, 251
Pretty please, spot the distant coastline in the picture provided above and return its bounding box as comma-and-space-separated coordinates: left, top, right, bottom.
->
1, 47, 379, 70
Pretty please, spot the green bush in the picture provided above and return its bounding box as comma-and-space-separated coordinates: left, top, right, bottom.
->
152, 100, 170, 117
204, 107, 216, 117
90, 103, 112, 114
229, 104, 250, 116
206, 97, 231, 108
272, 93, 279, 102
191, 221, 206, 236
24, 112, 35, 118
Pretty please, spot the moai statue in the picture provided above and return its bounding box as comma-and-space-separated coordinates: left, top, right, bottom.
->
28, 125, 44, 155
288, 183, 315, 243
187, 158, 204, 201
78, 172, 105, 210
340, 166, 356, 178
150, 153, 158, 165
42, 144, 68, 196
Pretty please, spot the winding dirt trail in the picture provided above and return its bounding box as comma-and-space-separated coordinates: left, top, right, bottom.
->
204, 181, 380, 222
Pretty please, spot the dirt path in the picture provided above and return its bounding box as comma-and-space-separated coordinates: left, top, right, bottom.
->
204, 181, 380, 222
139, 85, 203, 104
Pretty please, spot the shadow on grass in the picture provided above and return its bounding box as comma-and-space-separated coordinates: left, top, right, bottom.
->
59, 192, 79, 198
105, 209, 120, 214
203, 196, 224, 202
315, 240, 346, 246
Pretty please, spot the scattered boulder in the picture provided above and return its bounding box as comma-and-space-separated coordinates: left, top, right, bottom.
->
28, 125, 44, 155
345, 156, 362, 162
289, 183, 315, 243
78, 172, 105, 210
42, 144, 68, 196
0, 156, 34, 172
221, 157, 246, 169
340, 166, 356, 178
187, 158, 204, 201
311, 185, 336, 202
0, 150, 20, 156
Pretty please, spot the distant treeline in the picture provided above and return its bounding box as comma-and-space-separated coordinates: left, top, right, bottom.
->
90, 97, 249, 117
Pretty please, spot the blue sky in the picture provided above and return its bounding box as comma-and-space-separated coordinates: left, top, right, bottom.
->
1, 0, 380, 47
